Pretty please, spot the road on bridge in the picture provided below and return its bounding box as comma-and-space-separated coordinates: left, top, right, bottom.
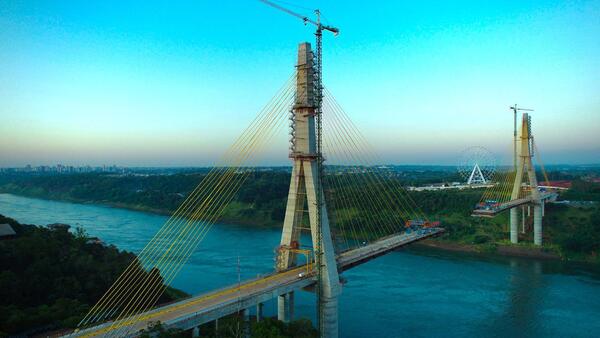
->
71, 228, 444, 337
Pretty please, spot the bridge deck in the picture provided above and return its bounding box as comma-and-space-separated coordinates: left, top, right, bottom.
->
71, 228, 444, 338
471, 192, 557, 218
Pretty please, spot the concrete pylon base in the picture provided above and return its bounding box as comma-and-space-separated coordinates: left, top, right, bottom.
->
277, 292, 294, 323
534, 204, 542, 246
510, 208, 519, 244
321, 295, 338, 338
256, 302, 264, 322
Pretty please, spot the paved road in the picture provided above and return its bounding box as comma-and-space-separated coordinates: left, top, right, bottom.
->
76, 265, 314, 337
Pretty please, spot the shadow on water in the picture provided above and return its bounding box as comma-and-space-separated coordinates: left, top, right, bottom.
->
406, 244, 600, 281
488, 258, 544, 337
403, 245, 600, 338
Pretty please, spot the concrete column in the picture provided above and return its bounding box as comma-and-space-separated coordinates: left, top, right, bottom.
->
288, 291, 294, 322
542, 202, 545, 217
256, 302, 264, 322
521, 205, 526, 234
278, 292, 295, 323
278, 293, 290, 323
215, 318, 219, 337
534, 204, 542, 246
322, 294, 339, 338
242, 308, 250, 338
192, 326, 200, 338
510, 208, 518, 244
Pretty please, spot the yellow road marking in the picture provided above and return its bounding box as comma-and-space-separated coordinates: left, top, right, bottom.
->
80, 265, 313, 337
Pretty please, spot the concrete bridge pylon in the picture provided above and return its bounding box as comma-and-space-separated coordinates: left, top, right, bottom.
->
277, 42, 341, 337
509, 112, 543, 245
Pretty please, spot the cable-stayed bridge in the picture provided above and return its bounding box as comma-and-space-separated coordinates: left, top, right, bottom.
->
66, 41, 443, 338
472, 111, 558, 245
71, 230, 442, 338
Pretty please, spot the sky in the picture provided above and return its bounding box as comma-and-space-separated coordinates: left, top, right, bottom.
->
1, 0, 599, 167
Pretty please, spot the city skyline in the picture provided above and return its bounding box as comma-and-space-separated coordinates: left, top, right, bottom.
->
1, 1, 599, 166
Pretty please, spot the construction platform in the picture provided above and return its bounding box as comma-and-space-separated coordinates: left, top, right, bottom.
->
67, 227, 444, 338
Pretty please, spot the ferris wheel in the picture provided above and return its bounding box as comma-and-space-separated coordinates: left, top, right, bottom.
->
457, 146, 497, 184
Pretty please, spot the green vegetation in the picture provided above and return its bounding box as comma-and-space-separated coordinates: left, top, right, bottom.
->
409, 185, 600, 262
0, 172, 289, 227
198, 316, 317, 338
139, 316, 317, 338
0, 169, 598, 335
0, 215, 187, 337
544, 204, 600, 257
250, 318, 318, 338
1, 170, 599, 262
139, 321, 187, 338
562, 179, 600, 201
0, 173, 202, 215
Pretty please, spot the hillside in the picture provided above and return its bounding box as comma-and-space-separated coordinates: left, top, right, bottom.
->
0, 215, 187, 337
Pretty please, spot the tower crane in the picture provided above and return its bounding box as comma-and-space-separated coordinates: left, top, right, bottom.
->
259, 0, 339, 36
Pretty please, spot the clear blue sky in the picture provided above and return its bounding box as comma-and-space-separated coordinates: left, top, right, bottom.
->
1, 0, 599, 166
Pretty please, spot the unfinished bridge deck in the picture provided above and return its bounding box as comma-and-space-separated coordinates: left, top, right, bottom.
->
471, 191, 558, 218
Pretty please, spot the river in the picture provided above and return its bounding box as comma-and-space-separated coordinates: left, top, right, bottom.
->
1, 193, 599, 337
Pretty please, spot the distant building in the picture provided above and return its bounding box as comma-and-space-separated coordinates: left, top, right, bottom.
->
0, 223, 16, 239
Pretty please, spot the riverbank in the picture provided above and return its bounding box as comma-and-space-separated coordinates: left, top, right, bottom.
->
1, 191, 598, 264
417, 236, 600, 265
415, 239, 561, 260
0, 191, 282, 228
0, 214, 189, 336
0, 189, 282, 228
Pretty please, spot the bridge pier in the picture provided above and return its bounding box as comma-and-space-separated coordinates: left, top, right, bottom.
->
542, 202, 545, 216
277, 292, 294, 323
510, 204, 543, 246
242, 308, 250, 338
521, 205, 526, 234
510, 208, 519, 243
192, 326, 200, 338
534, 204, 542, 246
256, 302, 264, 322
322, 294, 339, 338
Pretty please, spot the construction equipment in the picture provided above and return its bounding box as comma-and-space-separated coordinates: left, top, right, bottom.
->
259, 0, 339, 36
405, 219, 441, 229
276, 243, 314, 274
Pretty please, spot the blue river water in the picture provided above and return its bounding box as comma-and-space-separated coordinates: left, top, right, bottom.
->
1, 193, 600, 337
